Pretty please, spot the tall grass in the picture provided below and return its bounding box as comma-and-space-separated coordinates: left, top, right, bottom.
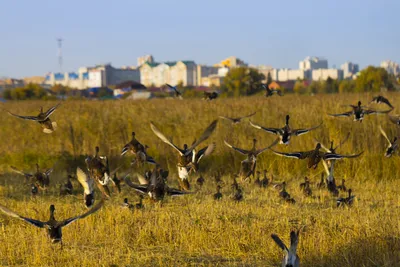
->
0, 93, 399, 266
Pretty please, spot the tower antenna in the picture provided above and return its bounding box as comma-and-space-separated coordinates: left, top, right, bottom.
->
57, 38, 63, 72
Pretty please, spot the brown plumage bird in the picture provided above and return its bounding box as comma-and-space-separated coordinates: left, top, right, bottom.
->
370, 95, 393, 109
219, 112, 256, 124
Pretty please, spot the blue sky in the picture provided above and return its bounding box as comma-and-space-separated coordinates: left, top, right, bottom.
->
1, 0, 399, 78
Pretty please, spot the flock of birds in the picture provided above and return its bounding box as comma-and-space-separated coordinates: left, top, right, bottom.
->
0, 86, 399, 266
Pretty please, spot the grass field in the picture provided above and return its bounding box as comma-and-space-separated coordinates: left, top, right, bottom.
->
0, 93, 399, 266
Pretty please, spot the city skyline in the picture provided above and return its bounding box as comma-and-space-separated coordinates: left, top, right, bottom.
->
1, 0, 399, 78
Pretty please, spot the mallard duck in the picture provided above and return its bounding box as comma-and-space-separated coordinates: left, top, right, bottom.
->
250, 115, 322, 145
7, 103, 61, 133
271, 230, 300, 267
370, 95, 393, 109
76, 167, 95, 209
337, 179, 347, 192
59, 175, 73, 195
150, 120, 217, 190
271, 143, 363, 169
0, 200, 103, 245
337, 189, 355, 207
204, 91, 218, 101
302, 180, 312, 197
31, 184, 39, 196
166, 84, 183, 99
317, 173, 326, 189
219, 112, 256, 124
11, 164, 52, 190
196, 175, 205, 187
224, 138, 278, 182
321, 160, 339, 196
86, 147, 121, 197
328, 101, 392, 122
262, 84, 283, 97
314, 132, 351, 169
279, 182, 291, 200
213, 185, 223, 200
124, 165, 191, 201
122, 198, 134, 210
121, 132, 156, 165
379, 126, 398, 157
231, 181, 243, 202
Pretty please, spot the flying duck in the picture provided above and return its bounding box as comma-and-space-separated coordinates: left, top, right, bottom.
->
328, 101, 392, 122
150, 120, 217, 190
271, 230, 300, 267
250, 115, 322, 145
11, 164, 52, 190
7, 103, 61, 133
76, 167, 95, 209
121, 132, 156, 165
124, 165, 191, 201
262, 84, 283, 97
0, 200, 103, 245
379, 126, 398, 157
166, 84, 183, 99
219, 112, 256, 124
191, 142, 216, 173
271, 143, 363, 169
370, 95, 393, 109
224, 138, 279, 182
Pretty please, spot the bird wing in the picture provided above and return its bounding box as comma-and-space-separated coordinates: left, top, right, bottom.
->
136, 173, 149, 185
0, 204, 45, 228
289, 230, 299, 255
195, 143, 216, 163
363, 108, 392, 115
60, 200, 104, 227
76, 167, 93, 195
124, 177, 148, 194
150, 122, 184, 155
382, 97, 394, 108
167, 187, 193, 196
271, 234, 289, 252
186, 120, 218, 154
255, 138, 279, 156
44, 168, 53, 176
249, 121, 281, 135
224, 140, 250, 155
7, 111, 39, 121
324, 151, 363, 160
270, 149, 313, 159
293, 122, 323, 136
327, 111, 353, 117
379, 126, 391, 144
43, 103, 61, 120
219, 116, 235, 122
10, 166, 33, 178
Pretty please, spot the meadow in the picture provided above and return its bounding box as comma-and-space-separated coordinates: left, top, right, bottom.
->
0, 93, 399, 266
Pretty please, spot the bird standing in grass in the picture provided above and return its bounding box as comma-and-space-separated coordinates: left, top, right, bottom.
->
271, 230, 301, 267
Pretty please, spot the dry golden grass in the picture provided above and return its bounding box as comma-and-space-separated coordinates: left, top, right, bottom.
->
0, 93, 399, 266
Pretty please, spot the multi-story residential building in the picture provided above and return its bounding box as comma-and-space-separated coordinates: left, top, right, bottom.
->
137, 55, 154, 66
299, 56, 328, 70
197, 65, 219, 86
272, 69, 310, 81
381, 60, 399, 76
23, 76, 46, 84
253, 65, 274, 82
312, 69, 343, 81
45, 64, 140, 89
214, 56, 247, 68
341, 62, 359, 79
139, 60, 197, 87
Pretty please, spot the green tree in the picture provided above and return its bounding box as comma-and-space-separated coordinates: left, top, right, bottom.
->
51, 84, 71, 96
338, 80, 356, 93
266, 72, 273, 86
293, 81, 307, 94
223, 67, 265, 96
355, 66, 391, 92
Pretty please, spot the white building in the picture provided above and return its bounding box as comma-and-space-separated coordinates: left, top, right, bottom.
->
273, 69, 310, 81
312, 69, 343, 81
381, 60, 399, 75
137, 55, 154, 66
299, 57, 328, 70
341, 62, 359, 79
45, 64, 140, 89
